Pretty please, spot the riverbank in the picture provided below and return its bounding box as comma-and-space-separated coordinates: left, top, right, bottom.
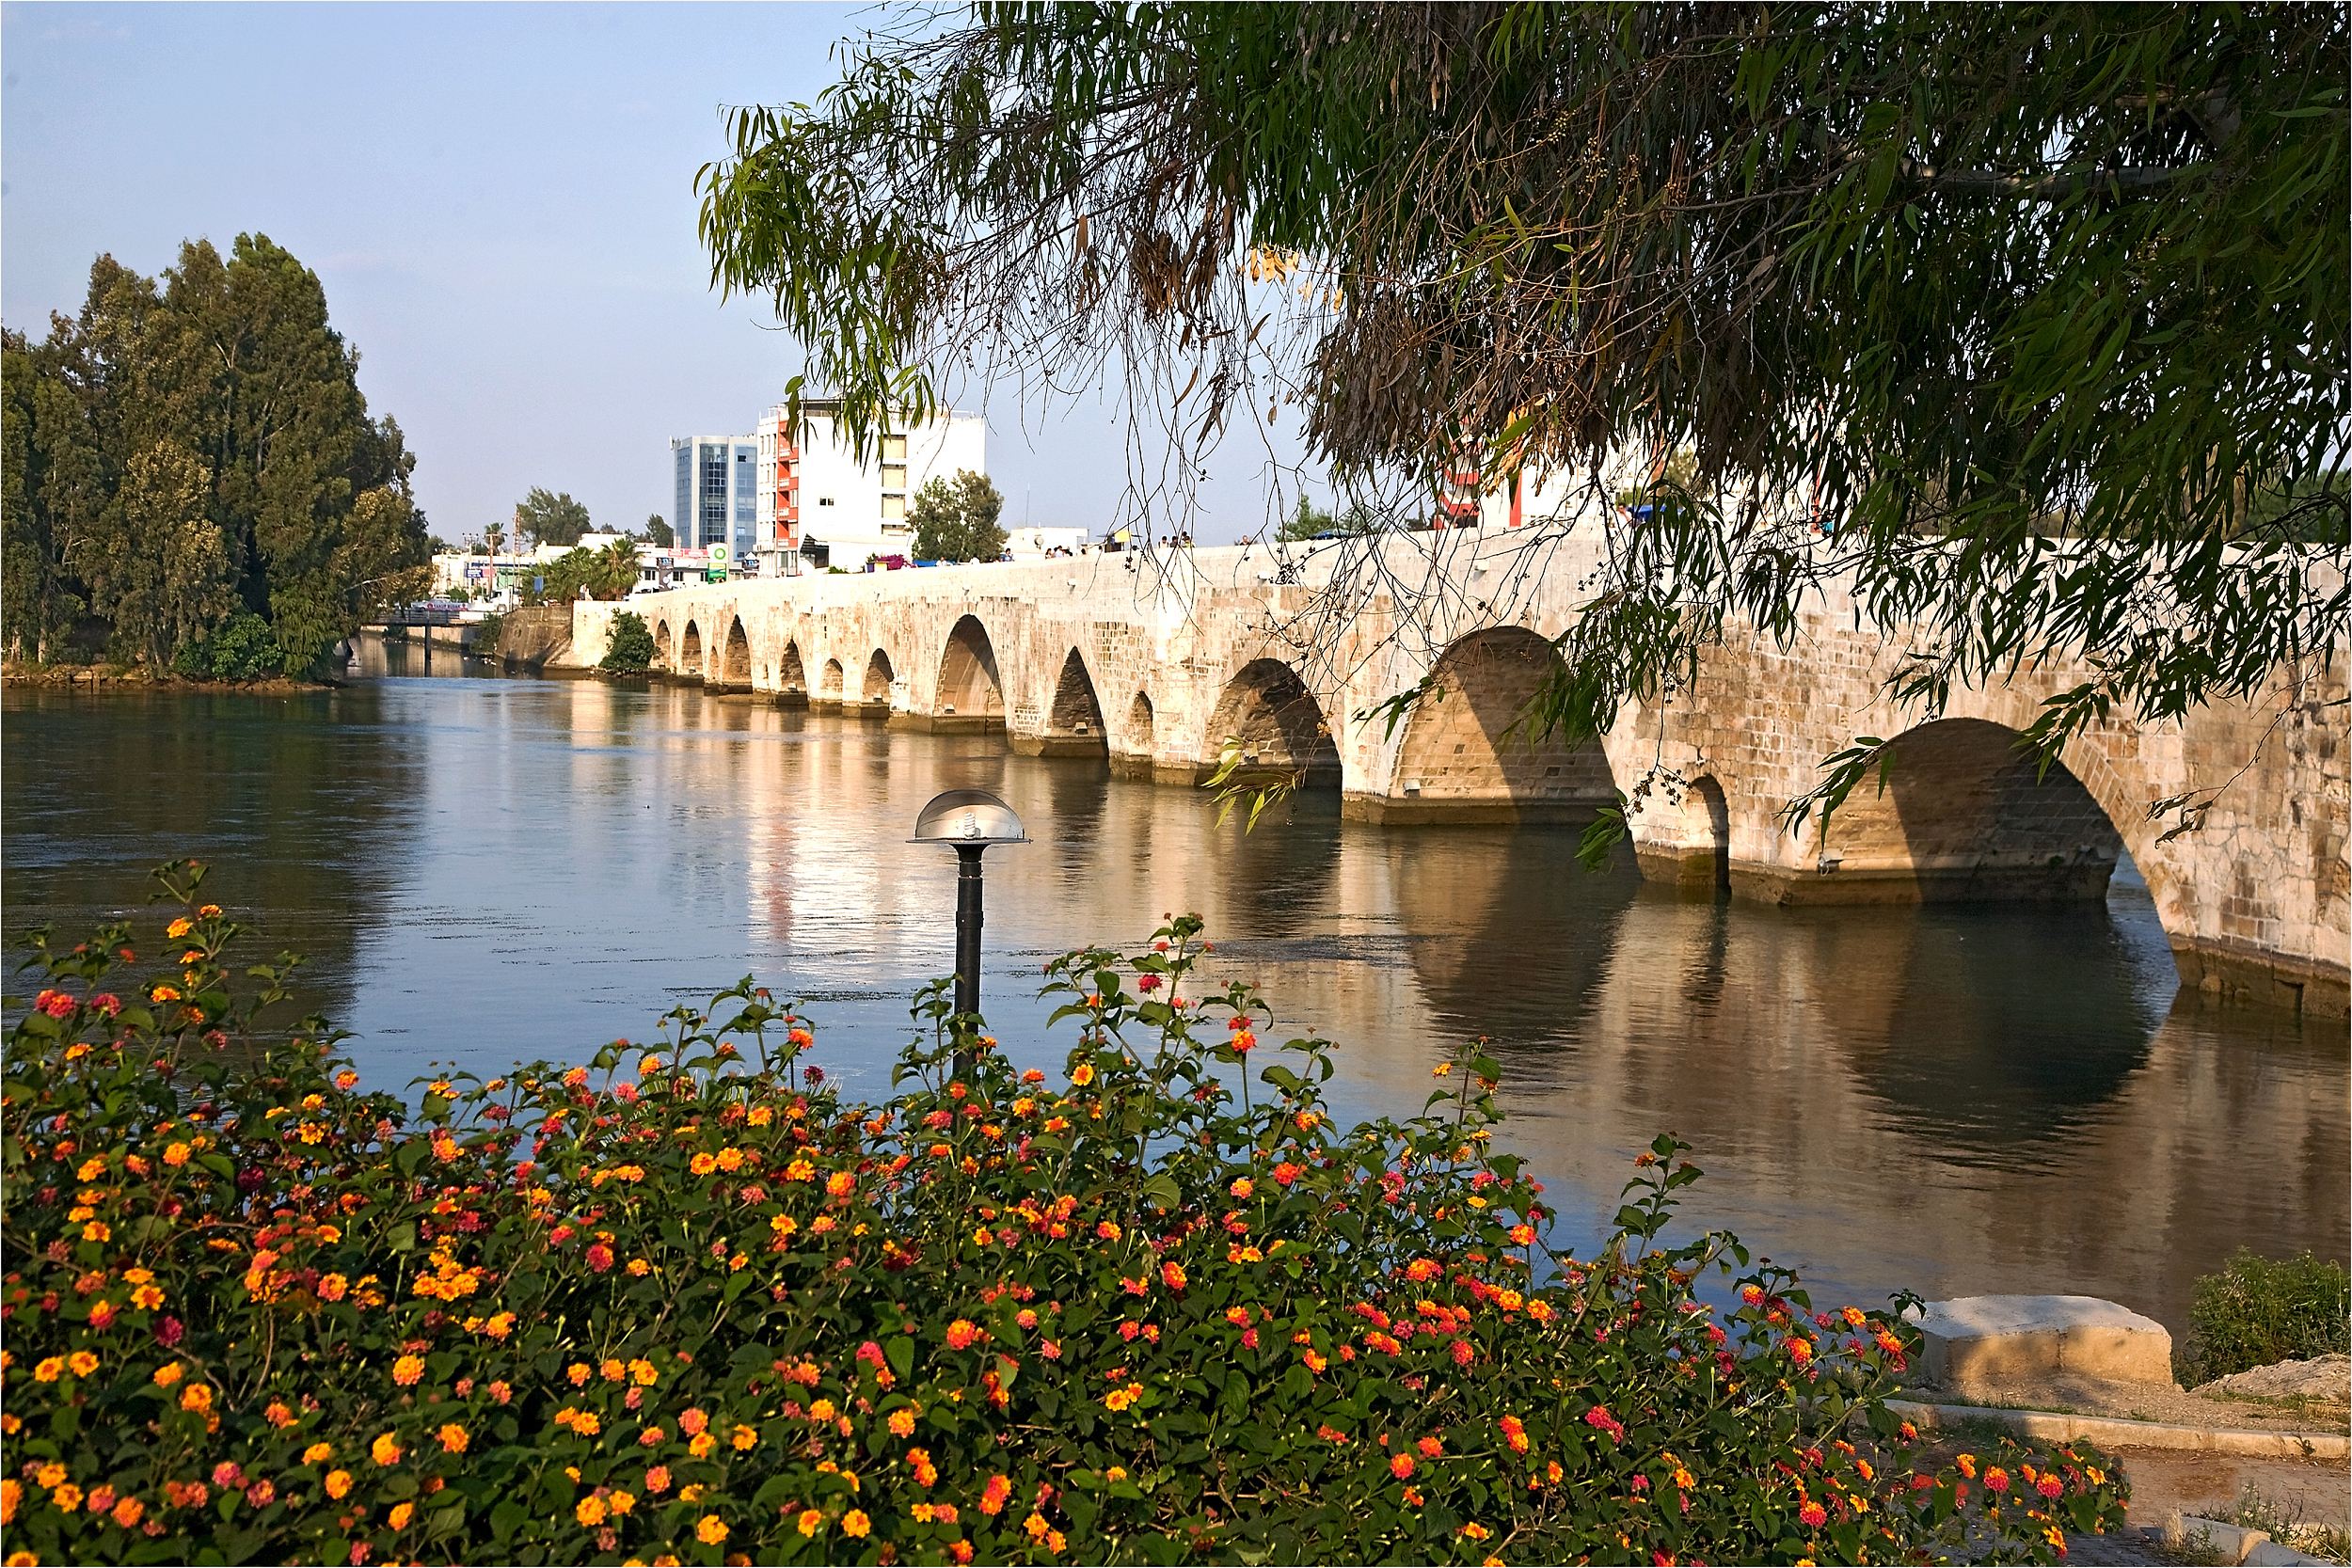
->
1, 659, 330, 694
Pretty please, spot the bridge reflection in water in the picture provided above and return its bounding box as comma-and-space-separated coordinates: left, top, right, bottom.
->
4, 673, 2341, 1332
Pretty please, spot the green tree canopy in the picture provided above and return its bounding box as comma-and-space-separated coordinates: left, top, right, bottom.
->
516, 487, 592, 549
644, 513, 674, 547
699, 3, 2346, 811
908, 467, 1008, 562
3, 237, 429, 673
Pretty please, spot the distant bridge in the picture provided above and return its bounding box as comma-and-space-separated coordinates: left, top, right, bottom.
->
574, 531, 2347, 1016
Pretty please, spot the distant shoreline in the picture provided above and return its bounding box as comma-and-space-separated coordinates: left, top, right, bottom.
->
2, 661, 334, 696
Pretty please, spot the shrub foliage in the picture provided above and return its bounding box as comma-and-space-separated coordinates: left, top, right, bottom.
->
0, 864, 2128, 1564
602, 611, 658, 675
2181, 1249, 2352, 1386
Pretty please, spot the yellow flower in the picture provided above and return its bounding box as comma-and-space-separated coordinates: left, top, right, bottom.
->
372, 1433, 403, 1466
608, 1490, 635, 1516
730, 1423, 757, 1451
389, 1500, 415, 1530
325, 1470, 354, 1500
438, 1422, 469, 1453
67, 1351, 98, 1378
696, 1514, 728, 1544
796, 1508, 824, 1537
576, 1496, 609, 1527
842, 1509, 871, 1538
303, 1442, 334, 1465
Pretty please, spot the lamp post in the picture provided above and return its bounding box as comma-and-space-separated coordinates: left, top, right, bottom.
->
911, 789, 1027, 1024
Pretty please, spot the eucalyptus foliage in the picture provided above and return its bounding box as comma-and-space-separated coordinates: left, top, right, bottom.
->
699, 3, 2346, 817
3, 238, 430, 674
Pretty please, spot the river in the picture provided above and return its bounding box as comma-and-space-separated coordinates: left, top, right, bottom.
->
6, 660, 2344, 1331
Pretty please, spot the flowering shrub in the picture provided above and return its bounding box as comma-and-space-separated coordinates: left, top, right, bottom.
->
1, 863, 2128, 1565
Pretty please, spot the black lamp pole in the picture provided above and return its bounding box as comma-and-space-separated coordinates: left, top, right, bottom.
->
953, 843, 986, 1017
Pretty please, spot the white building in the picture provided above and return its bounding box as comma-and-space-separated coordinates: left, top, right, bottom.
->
755, 399, 988, 573
1004, 526, 1089, 558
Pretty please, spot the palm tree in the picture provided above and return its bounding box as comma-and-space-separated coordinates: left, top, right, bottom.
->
596, 536, 641, 600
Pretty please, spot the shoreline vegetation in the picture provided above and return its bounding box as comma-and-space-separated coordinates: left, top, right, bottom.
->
0, 861, 2129, 1564
2, 659, 336, 695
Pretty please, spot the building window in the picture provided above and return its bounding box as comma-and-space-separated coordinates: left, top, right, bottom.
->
882, 435, 908, 462
881, 493, 906, 521
881, 463, 907, 489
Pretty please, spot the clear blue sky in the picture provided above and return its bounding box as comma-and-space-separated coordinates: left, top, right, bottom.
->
2, 3, 1301, 543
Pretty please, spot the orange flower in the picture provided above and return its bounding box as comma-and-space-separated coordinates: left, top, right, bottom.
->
438, 1423, 469, 1454
325, 1471, 354, 1500
843, 1509, 871, 1538
796, 1508, 824, 1536
388, 1501, 415, 1530
371, 1433, 402, 1466
946, 1319, 981, 1351
576, 1497, 609, 1527
392, 1354, 424, 1386
980, 1475, 1013, 1515
696, 1514, 728, 1544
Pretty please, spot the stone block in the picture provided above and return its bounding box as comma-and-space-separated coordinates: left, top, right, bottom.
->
1917, 1295, 2174, 1397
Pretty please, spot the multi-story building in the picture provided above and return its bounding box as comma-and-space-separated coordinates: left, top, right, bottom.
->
755, 400, 988, 573
672, 436, 760, 564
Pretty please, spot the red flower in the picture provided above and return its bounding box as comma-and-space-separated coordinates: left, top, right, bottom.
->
585, 1243, 614, 1273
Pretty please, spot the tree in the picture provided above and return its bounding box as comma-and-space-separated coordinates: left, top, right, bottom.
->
908, 467, 1007, 562
595, 536, 642, 599
600, 610, 658, 673
1278, 495, 1377, 543
644, 514, 674, 547
516, 487, 592, 549
699, 5, 2347, 824
2, 237, 429, 673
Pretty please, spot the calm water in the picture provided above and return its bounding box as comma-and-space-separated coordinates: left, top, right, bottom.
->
6, 665, 2344, 1330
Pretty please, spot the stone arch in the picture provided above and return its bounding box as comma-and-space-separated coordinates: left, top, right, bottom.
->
653, 619, 673, 672
933, 615, 1006, 729
679, 621, 705, 681
1037, 647, 1109, 756
860, 648, 896, 713
1113, 690, 1158, 780
1377, 626, 1617, 822
720, 618, 752, 689
1636, 773, 1733, 893
778, 641, 809, 708
1788, 717, 2123, 904
1203, 657, 1341, 788
818, 657, 846, 705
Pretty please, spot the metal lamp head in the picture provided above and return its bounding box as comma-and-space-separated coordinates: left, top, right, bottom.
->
911, 788, 1027, 847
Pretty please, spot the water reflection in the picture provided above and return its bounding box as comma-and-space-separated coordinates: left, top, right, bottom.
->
3, 675, 2342, 1331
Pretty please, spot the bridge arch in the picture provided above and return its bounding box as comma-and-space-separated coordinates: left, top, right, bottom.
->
1204, 657, 1341, 788
1788, 717, 2124, 905
1635, 773, 1734, 892
1038, 648, 1109, 756
779, 641, 808, 706
818, 657, 846, 705
861, 648, 896, 713
679, 621, 704, 681
1379, 626, 1616, 822
721, 618, 752, 689
934, 615, 1006, 728
653, 619, 673, 672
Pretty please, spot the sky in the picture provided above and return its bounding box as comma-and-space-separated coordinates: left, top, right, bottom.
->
1, 2, 1307, 544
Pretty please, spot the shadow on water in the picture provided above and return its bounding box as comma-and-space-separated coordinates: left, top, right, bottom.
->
1812, 901, 2165, 1159
1391, 826, 1639, 1068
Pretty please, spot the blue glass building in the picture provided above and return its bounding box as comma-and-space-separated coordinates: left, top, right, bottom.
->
670, 436, 759, 560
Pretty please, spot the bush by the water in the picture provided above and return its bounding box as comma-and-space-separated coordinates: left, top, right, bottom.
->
0, 864, 2129, 1564
601, 610, 657, 674
168, 612, 285, 681
2180, 1249, 2351, 1386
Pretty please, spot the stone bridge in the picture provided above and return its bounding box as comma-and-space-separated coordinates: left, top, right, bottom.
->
569, 531, 2347, 1015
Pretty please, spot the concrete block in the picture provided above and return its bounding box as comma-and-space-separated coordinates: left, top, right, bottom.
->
1917, 1295, 2174, 1396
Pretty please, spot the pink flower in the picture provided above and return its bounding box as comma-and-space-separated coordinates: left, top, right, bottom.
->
1582, 1405, 1626, 1443
585, 1243, 614, 1273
